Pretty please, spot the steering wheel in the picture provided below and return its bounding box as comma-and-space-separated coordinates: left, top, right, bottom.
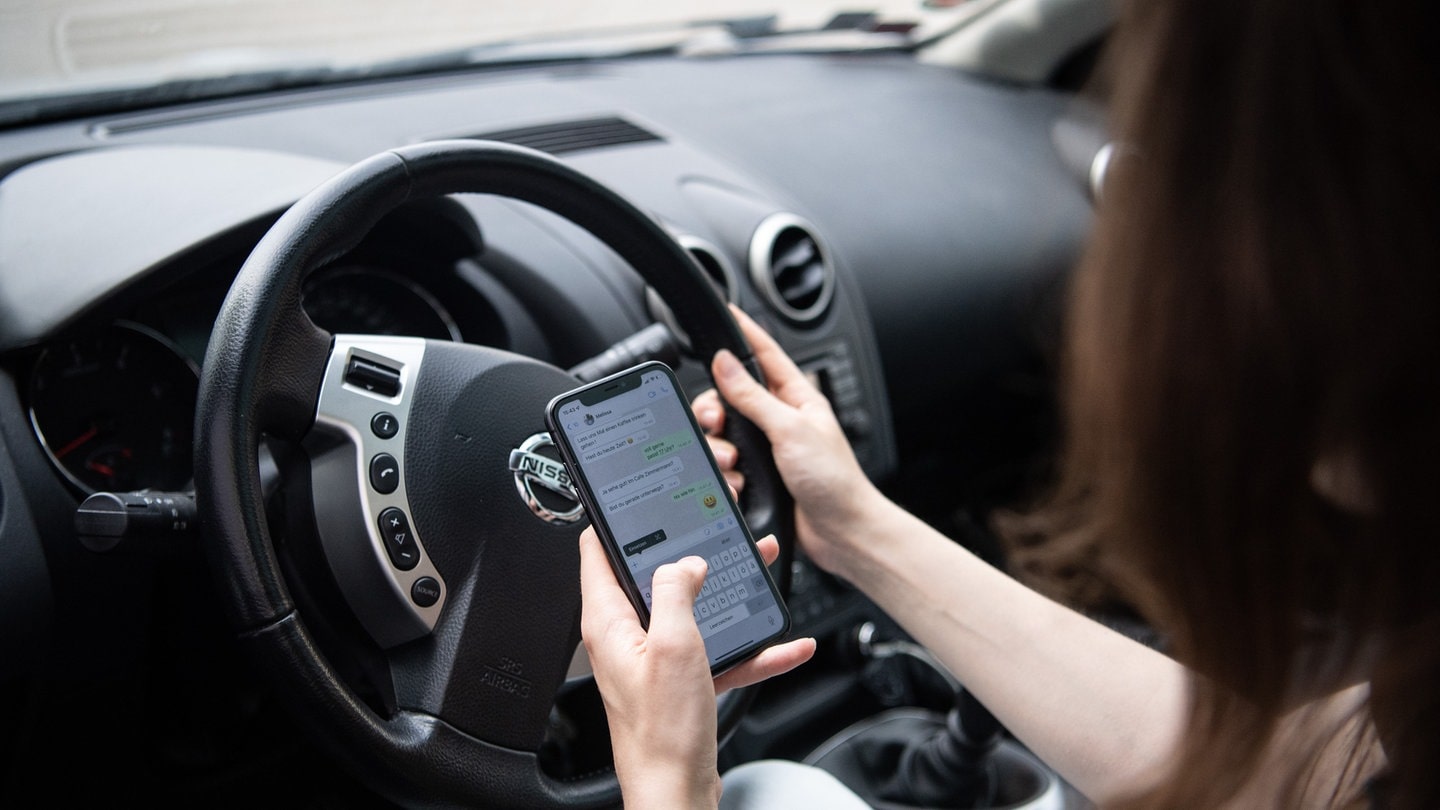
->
194, 140, 793, 808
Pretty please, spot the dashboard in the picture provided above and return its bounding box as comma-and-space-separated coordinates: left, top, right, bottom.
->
0, 51, 1092, 804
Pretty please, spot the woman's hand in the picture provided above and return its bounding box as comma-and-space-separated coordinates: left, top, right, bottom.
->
692, 307, 887, 575
578, 527, 815, 809
696, 418, 747, 497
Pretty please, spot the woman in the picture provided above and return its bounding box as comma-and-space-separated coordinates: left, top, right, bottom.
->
579, 0, 1440, 806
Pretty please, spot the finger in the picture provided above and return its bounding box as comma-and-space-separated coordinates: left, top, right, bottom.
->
753, 535, 780, 567
728, 305, 820, 405
724, 470, 746, 496
578, 527, 644, 642
692, 389, 726, 435
712, 349, 799, 434
714, 637, 817, 694
646, 556, 708, 641
706, 436, 738, 470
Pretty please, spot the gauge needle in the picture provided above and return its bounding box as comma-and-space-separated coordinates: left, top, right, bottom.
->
87, 460, 117, 478
54, 425, 99, 459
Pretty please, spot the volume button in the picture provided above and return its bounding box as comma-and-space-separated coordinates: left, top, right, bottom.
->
377, 507, 420, 571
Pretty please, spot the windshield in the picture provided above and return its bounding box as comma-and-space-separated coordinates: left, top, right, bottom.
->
0, 0, 986, 117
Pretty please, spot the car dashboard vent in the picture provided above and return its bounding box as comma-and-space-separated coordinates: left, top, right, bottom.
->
646, 235, 736, 350
466, 116, 662, 155
748, 213, 834, 325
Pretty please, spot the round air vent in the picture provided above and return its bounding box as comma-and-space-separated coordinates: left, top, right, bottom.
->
748, 213, 834, 325
646, 234, 737, 350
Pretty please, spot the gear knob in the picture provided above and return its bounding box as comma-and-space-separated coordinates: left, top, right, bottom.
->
891, 689, 1003, 807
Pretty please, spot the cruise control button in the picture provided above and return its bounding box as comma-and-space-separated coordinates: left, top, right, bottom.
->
371, 412, 399, 439
369, 453, 399, 494
377, 507, 419, 570
411, 576, 441, 608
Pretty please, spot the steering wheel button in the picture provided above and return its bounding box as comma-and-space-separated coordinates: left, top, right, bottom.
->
411, 577, 441, 608
369, 453, 400, 494
344, 357, 401, 397
370, 412, 399, 439
377, 507, 419, 571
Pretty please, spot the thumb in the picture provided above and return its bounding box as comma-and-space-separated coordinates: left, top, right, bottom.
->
646, 556, 708, 639
712, 350, 795, 436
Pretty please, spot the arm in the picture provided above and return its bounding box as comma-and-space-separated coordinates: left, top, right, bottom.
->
702, 307, 1187, 804
821, 495, 1187, 804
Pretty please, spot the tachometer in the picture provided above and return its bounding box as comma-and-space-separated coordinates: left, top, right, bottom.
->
28, 323, 199, 494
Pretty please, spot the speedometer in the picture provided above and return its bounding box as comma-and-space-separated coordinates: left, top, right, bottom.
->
28, 323, 199, 494
302, 266, 462, 341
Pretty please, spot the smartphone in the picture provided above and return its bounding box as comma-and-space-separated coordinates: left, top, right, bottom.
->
546, 361, 791, 674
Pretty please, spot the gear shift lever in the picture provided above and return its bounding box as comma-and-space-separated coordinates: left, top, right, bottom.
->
807, 623, 1062, 809
889, 688, 1003, 807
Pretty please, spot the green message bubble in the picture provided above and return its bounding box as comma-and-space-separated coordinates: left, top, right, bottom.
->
642, 430, 694, 462
695, 483, 727, 519
671, 478, 714, 502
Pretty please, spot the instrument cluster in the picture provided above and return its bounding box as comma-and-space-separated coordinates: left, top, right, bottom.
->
27, 264, 465, 494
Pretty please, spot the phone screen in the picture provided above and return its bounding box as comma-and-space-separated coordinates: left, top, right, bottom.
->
548, 362, 789, 671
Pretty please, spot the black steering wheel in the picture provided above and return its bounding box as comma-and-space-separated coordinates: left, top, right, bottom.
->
194, 140, 792, 808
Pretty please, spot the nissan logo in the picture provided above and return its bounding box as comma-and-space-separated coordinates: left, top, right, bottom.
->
507, 432, 584, 525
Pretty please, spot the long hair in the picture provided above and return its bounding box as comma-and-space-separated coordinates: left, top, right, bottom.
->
1039, 0, 1440, 805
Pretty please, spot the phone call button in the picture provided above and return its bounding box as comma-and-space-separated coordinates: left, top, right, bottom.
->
369, 453, 400, 494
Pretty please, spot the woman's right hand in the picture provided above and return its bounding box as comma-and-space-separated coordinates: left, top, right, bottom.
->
693, 307, 887, 575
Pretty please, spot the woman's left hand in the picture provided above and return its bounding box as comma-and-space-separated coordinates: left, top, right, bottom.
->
578, 527, 816, 809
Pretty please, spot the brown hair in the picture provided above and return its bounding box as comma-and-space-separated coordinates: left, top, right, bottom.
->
1030, 0, 1440, 806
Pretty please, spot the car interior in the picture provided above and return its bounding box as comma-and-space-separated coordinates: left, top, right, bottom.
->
0, 1, 1119, 806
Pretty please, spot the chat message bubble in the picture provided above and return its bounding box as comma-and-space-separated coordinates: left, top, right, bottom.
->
581, 429, 651, 463
603, 476, 681, 515
575, 409, 656, 452
669, 478, 715, 503
696, 486, 728, 519
599, 457, 685, 504
641, 430, 695, 462
670, 478, 727, 519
